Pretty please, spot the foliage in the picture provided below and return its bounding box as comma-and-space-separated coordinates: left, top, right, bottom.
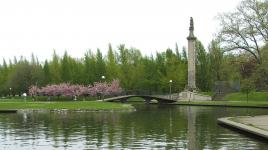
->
241, 79, 255, 101
217, 0, 268, 63
29, 79, 122, 98
253, 43, 268, 90
196, 40, 210, 91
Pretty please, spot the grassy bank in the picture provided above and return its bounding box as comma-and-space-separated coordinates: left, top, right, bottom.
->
0, 101, 134, 111
224, 92, 268, 101
174, 100, 268, 108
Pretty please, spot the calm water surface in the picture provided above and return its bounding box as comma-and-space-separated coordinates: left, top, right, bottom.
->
0, 105, 267, 150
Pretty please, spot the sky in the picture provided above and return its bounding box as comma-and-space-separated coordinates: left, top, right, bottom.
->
0, 0, 241, 62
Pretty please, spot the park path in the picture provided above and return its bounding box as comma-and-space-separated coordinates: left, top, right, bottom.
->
218, 115, 268, 139
236, 115, 268, 131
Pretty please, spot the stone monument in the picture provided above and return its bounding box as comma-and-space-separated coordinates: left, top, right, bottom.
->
187, 17, 197, 91
178, 17, 212, 101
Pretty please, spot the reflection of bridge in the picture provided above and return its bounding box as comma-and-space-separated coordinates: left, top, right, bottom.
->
103, 95, 177, 103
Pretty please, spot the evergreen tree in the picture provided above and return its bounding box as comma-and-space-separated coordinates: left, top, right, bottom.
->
84, 50, 96, 84
49, 50, 61, 83
61, 51, 71, 82
196, 40, 210, 91
182, 46, 187, 62
43, 60, 51, 85
106, 44, 119, 81
95, 49, 106, 81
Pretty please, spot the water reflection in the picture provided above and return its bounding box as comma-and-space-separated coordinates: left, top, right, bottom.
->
0, 106, 267, 149
187, 107, 198, 150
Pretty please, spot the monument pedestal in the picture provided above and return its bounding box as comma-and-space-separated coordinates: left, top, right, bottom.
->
179, 91, 212, 101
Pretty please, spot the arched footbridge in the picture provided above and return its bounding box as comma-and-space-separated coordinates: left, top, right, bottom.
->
103, 95, 177, 103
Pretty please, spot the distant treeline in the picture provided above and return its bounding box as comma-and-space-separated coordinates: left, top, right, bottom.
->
0, 38, 267, 97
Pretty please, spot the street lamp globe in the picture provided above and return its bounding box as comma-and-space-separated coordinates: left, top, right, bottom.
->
9, 88, 12, 97
101, 75, 105, 80
169, 80, 173, 99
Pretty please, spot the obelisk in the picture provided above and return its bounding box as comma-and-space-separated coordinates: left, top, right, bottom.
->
187, 17, 197, 91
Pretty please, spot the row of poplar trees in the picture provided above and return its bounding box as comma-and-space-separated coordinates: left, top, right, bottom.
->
0, 41, 226, 96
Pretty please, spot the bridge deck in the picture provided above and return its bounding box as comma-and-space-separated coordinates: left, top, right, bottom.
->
103, 95, 177, 103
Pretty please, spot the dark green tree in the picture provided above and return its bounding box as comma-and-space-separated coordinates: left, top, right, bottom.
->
84, 50, 96, 84
61, 51, 71, 82
49, 50, 61, 83
196, 40, 210, 91
106, 44, 119, 81
96, 49, 106, 81
43, 60, 51, 85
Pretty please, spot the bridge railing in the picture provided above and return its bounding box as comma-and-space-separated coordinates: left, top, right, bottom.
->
121, 90, 165, 96
119, 89, 180, 100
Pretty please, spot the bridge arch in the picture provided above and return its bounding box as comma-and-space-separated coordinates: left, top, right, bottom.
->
103, 95, 176, 104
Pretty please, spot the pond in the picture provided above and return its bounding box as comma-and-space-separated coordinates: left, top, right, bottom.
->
0, 105, 267, 149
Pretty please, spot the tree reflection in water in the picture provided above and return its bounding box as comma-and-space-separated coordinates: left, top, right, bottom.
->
0, 106, 267, 149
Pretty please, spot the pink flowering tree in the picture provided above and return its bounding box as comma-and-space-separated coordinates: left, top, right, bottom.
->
28, 79, 123, 101
29, 85, 40, 100
94, 82, 108, 95
87, 85, 97, 97
107, 79, 122, 96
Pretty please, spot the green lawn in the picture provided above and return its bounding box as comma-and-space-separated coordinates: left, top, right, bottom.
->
174, 92, 268, 108
175, 100, 268, 107
0, 101, 134, 111
224, 92, 268, 101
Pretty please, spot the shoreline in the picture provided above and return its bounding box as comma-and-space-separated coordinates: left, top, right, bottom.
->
0, 101, 135, 112
166, 101, 268, 109
218, 116, 268, 140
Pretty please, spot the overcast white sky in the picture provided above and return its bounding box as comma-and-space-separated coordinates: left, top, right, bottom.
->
0, 0, 241, 62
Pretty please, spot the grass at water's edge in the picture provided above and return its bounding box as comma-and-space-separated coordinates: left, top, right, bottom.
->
0, 101, 134, 111
173, 100, 268, 108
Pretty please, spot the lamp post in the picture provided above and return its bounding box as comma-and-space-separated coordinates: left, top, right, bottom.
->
9, 88, 12, 97
101, 75, 105, 101
169, 80, 172, 99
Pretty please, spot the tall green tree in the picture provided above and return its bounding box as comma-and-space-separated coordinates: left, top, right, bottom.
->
43, 60, 51, 85
209, 40, 223, 82
84, 50, 96, 84
165, 48, 186, 92
196, 40, 210, 91
106, 44, 119, 81
7, 59, 31, 95
61, 51, 71, 82
49, 50, 61, 83
0, 59, 9, 95
253, 43, 268, 89
95, 49, 106, 81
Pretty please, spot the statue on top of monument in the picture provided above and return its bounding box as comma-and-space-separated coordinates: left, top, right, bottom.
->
190, 17, 194, 31
187, 17, 196, 40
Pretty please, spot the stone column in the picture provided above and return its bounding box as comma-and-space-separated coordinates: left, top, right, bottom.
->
187, 17, 197, 90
